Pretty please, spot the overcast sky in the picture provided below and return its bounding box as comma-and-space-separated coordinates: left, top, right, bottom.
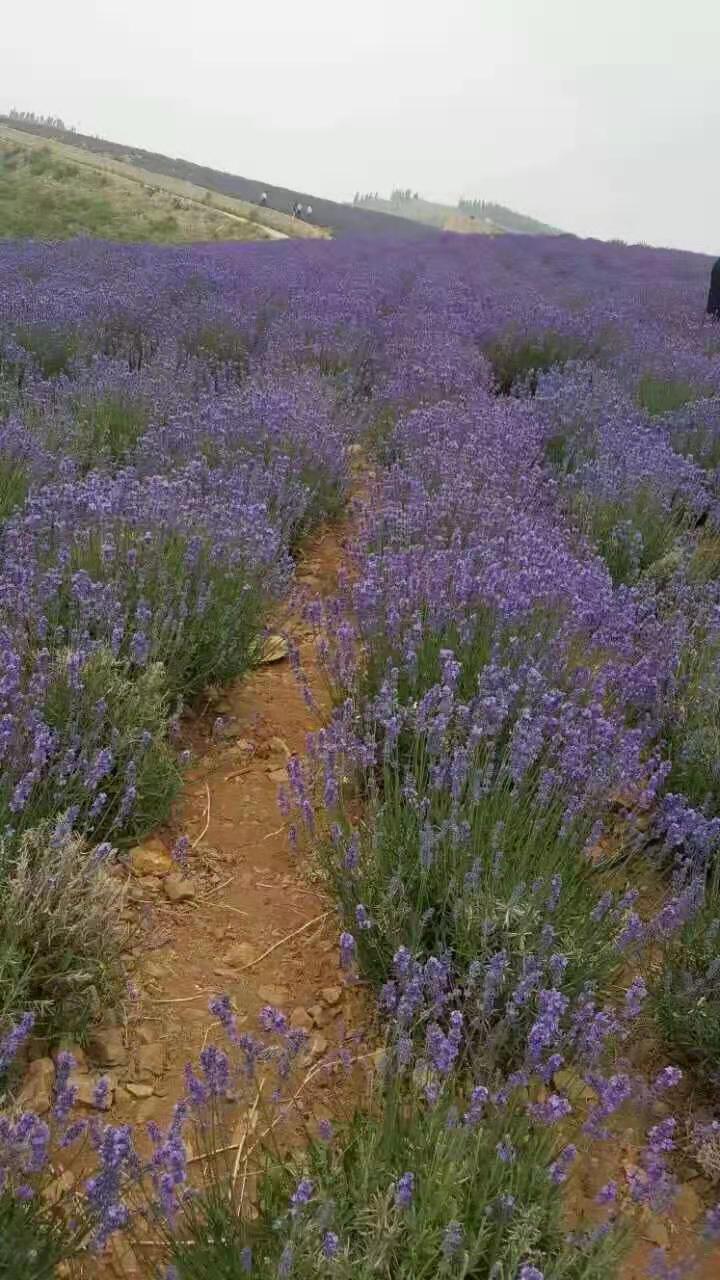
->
3, 0, 718, 253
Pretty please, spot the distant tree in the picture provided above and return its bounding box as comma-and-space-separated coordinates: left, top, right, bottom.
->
458, 197, 557, 235
8, 108, 72, 132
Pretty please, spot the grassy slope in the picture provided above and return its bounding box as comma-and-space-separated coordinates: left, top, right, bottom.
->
0, 138, 269, 242
0, 126, 327, 242
357, 195, 563, 237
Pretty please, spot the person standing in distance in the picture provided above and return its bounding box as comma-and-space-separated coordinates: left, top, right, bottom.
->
707, 258, 720, 319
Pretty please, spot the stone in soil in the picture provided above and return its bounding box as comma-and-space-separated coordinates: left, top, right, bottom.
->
674, 1182, 704, 1223
135, 1023, 160, 1045
135, 1097, 161, 1123
290, 1007, 314, 1031
125, 1082, 154, 1099
222, 942, 256, 968
308, 1034, 328, 1061
136, 1043, 166, 1076
164, 873, 196, 902
69, 1071, 115, 1109
321, 986, 342, 1006
130, 838, 173, 877
257, 984, 290, 1005
18, 1058, 56, 1114
88, 1026, 128, 1068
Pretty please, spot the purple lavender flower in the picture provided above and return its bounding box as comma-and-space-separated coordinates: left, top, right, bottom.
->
653, 1066, 683, 1093
278, 1243, 294, 1277
394, 1171, 415, 1209
529, 1094, 572, 1126
0, 1011, 35, 1073
595, 1181, 618, 1204
442, 1220, 464, 1257
339, 931, 356, 970
290, 1177, 314, 1211
355, 903, 373, 930
548, 1144, 577, 1185
496, 1137, 516, 1164
322, 1231, 340, 1259
623, 976, 647, 1019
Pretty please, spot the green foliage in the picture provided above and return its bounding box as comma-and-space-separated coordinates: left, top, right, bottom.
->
671, 425, 720, 471
0, 648, 180, 849
0, 1192, 75, 1280
574, 488, 686, 585
326, 612, 620, 1063
0, 824, 125, 1035
487, 335, 588, 395
69, 391, 150, 469
15, 325, 79, 380
163, 1079, 624, 1280
665, 628, 720, 813
653, 878, 720, 1088
637, 375, 704, 416
180, 324, 249, 382
0, 458, 29, 523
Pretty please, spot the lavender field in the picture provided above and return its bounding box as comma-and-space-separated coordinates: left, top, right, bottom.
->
2, 231, 720, 1277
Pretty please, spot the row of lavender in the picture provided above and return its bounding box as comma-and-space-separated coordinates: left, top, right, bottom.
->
0, 239, 357, 1032
2, 232, 720, 1276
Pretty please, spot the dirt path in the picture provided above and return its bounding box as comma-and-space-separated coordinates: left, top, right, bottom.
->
85, 504, 371, 1277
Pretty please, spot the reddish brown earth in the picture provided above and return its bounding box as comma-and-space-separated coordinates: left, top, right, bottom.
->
90, 507, 370, 1274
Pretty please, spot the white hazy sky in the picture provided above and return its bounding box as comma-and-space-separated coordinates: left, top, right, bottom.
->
3, 0, 719, 253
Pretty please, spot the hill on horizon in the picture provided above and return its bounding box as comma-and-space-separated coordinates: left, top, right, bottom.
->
354, 191, 563, 237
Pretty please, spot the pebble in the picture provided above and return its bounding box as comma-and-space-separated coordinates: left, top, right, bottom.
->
164, 873, 196, 903
257, 984, 290, 1006
69, 1071, 115, 1110
135, 1042, 166, 1076
321, 986, 342, 1006
674, 1182, 703, 1223
129, 839, 173, 877
642, 1217, 669, 1249
125, 1082, 154, 1100
88, 1026, 128, 1068
222, 942, 256, 967
290, 1007, 313, 1031
135, 1097, 161, 1124
18, 1058, 56, 1114
308, 1034, 328, 1061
